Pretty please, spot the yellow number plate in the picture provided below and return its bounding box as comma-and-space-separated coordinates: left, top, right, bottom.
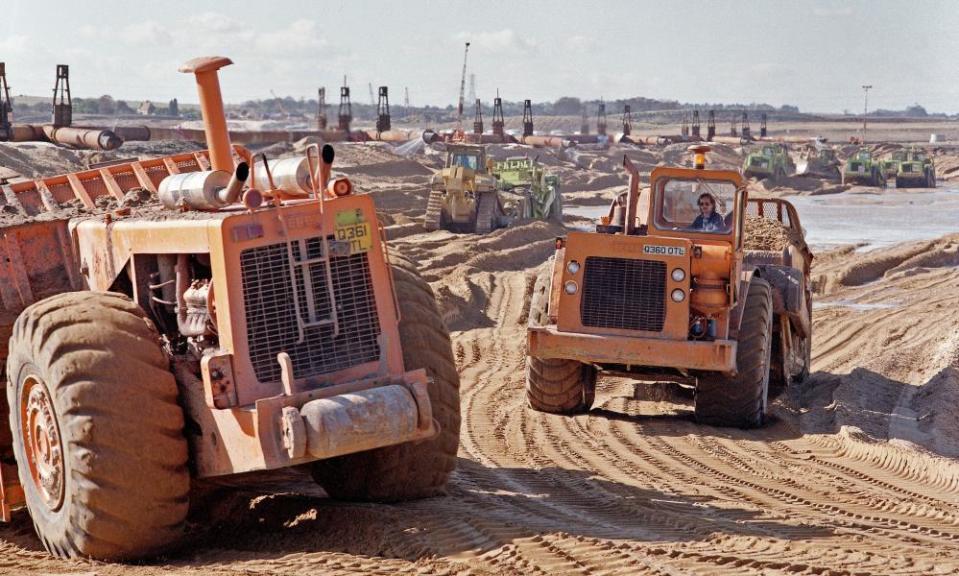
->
335, 221, 373, 254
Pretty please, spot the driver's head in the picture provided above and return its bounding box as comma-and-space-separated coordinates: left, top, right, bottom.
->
698, 192, 717, 216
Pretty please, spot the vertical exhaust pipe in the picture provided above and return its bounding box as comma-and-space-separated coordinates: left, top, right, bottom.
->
319, 144, 334, 192
179, 56, 234, 172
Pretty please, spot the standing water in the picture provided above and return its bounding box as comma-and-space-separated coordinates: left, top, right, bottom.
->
566, 189, 959, 251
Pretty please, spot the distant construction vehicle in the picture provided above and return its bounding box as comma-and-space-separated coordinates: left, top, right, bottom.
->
895, 147, 936, 188
879, 149, 905, 181
842, 147, 886, 187
742, 143, 795, 180
796, 145, 840, 179
491, 156, 563, 222
526, 145, 812, 428
424, 143, 505, 233
0, 56, 459, 560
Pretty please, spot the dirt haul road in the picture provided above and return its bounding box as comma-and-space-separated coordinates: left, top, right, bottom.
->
2, 142, 959, 575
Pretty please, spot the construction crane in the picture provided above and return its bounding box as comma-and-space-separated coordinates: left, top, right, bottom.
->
0, 63, 11, 141
456, 42, 471, 133
269, 89, 289, 119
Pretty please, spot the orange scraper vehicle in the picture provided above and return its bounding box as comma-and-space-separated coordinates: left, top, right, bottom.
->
0, 56, 459, 560
526, 145, 812, 428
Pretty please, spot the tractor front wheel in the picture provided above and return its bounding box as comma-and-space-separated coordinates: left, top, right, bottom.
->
7, 292, 189, 560
525, 263, 596, 414
695, 278, 773, 428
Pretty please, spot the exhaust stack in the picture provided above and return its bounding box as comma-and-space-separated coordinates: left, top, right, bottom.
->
179, 56, 234, 172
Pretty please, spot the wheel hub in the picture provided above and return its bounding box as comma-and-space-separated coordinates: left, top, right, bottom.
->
21, 376, 64, 511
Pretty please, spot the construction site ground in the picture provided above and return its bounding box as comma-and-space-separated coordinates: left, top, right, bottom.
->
3, 133, 959, 575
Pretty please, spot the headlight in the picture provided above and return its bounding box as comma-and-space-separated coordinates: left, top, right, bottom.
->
564, 281, 578, 295
671, 268, 686, 282
671, 289, 686, 302
567, 260, 581, 274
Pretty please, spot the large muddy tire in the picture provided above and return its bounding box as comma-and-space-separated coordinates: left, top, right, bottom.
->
6, 292, 188, 560
312, 254, 460, 501
525, 262, 596, 414
695, 278, 773, 428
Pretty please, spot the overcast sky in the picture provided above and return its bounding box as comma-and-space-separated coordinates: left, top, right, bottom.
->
3, 0, 957, 113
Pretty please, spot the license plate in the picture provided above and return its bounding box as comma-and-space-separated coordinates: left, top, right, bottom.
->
643, 244, 686, 256
334, 221, 372, 254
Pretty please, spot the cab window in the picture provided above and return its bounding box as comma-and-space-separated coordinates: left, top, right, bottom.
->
451, 154, 479, 170
656, 178, 737, 235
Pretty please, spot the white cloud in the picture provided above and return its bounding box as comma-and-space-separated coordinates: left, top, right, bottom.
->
0, 35, 31, 55
254, 19, 329, 54
812, 6, 854, 17
120, 21, 172, 46
454, 29, 538, 54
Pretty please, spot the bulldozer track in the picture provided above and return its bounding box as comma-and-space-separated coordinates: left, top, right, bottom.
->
474, 192, 499, 235
423, 189, 445, 231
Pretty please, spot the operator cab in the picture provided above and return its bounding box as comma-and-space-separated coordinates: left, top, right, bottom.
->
599, 145, 745, 245
657, 178, 735, 235
450, 152, 480, 170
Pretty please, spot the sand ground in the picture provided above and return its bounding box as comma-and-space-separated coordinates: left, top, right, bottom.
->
2, 132, 959, 574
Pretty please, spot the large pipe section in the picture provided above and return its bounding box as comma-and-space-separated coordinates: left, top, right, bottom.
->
41, 125, 121, 150
3, 123, 121, 150
109, 125, 151, 141
520, 135, 575, 149
179, 56, 234, 172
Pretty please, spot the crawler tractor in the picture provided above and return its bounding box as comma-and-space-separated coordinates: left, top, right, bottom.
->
895, 147, 936, 188
842, 148, 886, 187
796, 145, 840, 179
880, 150, 906, 181
492, 156, 563, 222
742, 144, 795, 180
526, 146, 812, 428
0, 57, 460, 560
424, 144, 505, 233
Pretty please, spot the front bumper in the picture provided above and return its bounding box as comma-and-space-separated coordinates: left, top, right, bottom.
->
528, 325, 737, 372
187, 367, 438, 478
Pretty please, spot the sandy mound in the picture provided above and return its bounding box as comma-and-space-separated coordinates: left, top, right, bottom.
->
813, 234, 959, 294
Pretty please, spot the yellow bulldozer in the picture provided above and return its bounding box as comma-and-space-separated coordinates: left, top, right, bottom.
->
0, 56, 460, 561
424, 143, 505, 234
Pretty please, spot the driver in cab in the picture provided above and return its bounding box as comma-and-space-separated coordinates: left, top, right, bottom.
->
691, 192, 724, 232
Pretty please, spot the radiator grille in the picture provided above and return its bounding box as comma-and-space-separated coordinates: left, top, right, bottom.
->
581, 257, 667, 332
240, 238, 381, 383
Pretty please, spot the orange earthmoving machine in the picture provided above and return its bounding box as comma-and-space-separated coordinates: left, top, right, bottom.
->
0, 56, 459, 560
526, 146, 811, 427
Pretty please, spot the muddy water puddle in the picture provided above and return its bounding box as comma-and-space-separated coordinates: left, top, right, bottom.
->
567, 188, 959, 250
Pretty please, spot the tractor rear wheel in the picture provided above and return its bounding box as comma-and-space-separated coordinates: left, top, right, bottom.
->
312, 254, 460, 501
525, 263, 596, 414
7, 292, 189, 560
695, 278, 773, 428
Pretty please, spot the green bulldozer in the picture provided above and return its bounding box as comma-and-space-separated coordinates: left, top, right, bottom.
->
742, 144, 795, 180
895, 147, 936, 188
842, 148, 886, 187
424, 144, 506, 234
491, 156, 563, 222
879, 150, 906, 180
